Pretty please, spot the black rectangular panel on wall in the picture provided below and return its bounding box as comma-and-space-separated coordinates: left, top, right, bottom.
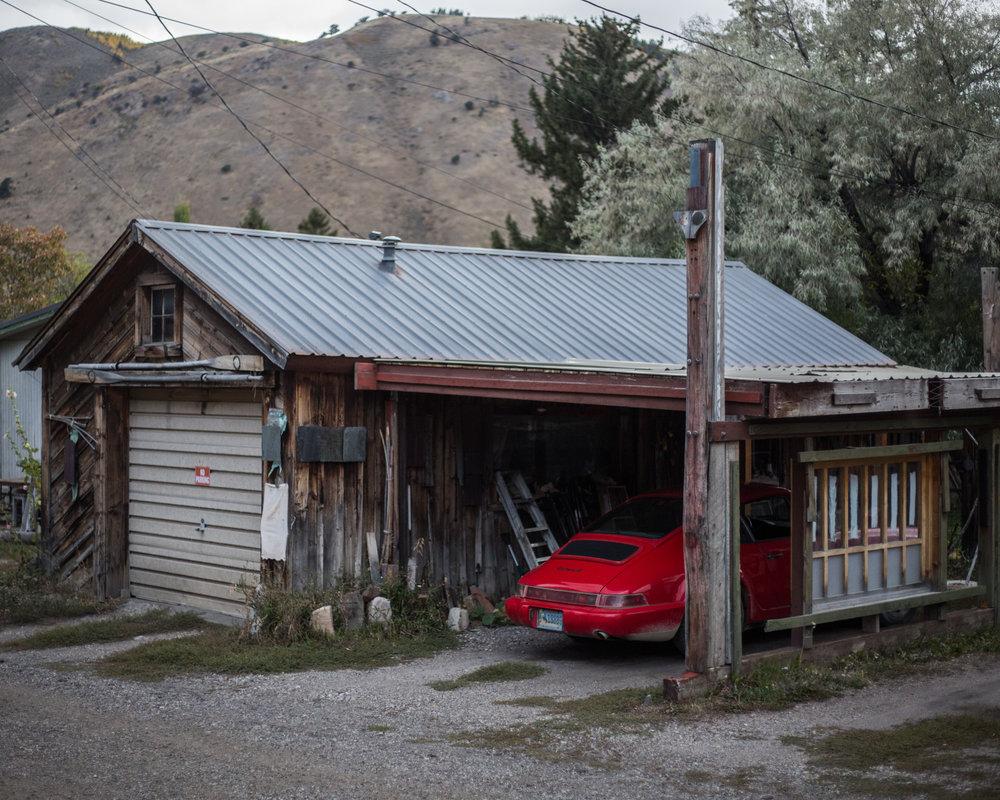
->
296, 426, 367, 463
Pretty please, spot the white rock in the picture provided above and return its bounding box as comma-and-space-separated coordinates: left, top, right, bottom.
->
368, 596, 392, 625
310, 605, 335, 637
447, 607, 469, 632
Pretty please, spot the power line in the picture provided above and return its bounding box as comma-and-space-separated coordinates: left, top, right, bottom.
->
141, 0, 357, 236
0, 0, 507, 230
60, 0, 532, 213
0, 64, 145, 216
0, 55, 149, 215
369, 2, 1000, 216
87, 0, 564, 122
581, 0, 1000, 144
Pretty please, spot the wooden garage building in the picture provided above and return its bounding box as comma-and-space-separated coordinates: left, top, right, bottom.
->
15, 220, 1000, 633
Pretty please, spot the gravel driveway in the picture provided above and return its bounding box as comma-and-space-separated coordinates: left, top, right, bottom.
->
2, 605, 999, 800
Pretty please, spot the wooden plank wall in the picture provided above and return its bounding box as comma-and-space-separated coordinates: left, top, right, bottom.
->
43, 246, 261, 592
279, 371, 388, 590
277, 384, 687, 600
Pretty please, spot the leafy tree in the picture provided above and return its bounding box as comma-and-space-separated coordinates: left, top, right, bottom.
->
239, 205, 270, 231
0, 224, 88, 320
493, 16, 679, 252
172, 202, 191, 223
573, 0, 1000, 370
319, 23, 340, 38
297, 207, 335, 236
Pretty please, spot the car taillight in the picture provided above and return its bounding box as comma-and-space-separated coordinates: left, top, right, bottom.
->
597, 593, 648, 608
516, 583, 528, 597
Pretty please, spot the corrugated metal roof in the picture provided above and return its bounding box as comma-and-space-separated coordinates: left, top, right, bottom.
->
0, 303, 58, 341
136, 220, 893, 369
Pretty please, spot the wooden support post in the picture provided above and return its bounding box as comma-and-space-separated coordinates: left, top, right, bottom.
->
985, 429, 1000, 627
729, 457, 742, 677
681, 138, 732, 676
92, 387, 129, 600
790, 439, 814, 650
982, 268, 1000, 372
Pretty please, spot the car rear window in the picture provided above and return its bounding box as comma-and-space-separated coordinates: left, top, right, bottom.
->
559, 539, 639, 561
586, 497, 683, 539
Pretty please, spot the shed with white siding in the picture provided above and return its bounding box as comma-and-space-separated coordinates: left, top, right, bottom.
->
0, 305, 56, 482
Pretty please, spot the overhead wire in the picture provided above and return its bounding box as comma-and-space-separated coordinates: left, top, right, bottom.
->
580, 0, 1000, 144
60, 0, 532, 212
87, 0, 577, 123
0, 60, 147, 216
0, 0, 508, 230
379, 2, 1000, 218
141, 0, 357, 236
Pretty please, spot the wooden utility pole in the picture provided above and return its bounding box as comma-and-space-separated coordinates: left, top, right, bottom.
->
982, 268, 1000, 371
678, 139, 734, 676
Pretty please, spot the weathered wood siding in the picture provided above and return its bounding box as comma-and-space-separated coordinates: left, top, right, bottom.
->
277, 371, 388, 590
42, 245, 261, 591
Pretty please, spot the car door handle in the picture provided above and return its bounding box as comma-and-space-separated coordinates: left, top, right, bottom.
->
765, 551, 783, 560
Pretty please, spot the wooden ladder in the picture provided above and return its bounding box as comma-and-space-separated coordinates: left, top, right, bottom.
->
495, 471, 560, 569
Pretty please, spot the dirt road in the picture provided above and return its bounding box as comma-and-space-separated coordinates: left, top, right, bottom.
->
1, 616, 998, 800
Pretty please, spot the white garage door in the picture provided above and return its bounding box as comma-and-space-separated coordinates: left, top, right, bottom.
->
128, 390, 262, 616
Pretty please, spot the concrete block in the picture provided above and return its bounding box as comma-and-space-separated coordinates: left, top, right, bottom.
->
368, 596, 392, 625
341, 591, 365, 630
310, 605, 335, 637
447, 607, 469, 632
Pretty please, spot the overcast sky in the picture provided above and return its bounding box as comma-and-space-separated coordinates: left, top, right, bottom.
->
2, 1, 733, 43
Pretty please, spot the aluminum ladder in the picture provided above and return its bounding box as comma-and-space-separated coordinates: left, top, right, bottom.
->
495, 471, 560, 568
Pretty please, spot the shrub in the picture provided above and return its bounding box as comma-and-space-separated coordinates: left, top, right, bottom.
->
220, 163, 232, 174
463, 100, 474, 111
451, 154, 460, 164
429, 31, 440, 47
0, 177, 13, 199
243, 578, 449, 644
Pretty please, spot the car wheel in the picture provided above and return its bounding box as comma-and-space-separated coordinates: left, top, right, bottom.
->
879, 608, 917, 626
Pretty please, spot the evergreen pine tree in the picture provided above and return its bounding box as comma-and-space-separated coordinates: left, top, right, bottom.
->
297, 207, 334, 236
239, 204, 269, 230
172, 202, 191, 223
495, 17, 678, 252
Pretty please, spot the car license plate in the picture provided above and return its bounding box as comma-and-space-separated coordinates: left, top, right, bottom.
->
536, 608, 563, 632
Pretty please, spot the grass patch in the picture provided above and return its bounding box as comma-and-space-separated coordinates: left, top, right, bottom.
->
366, 723, 394, 733
3, 609, 209, 650
93, 627, 457, 681
711, 626, 1000, 713
429, 660, 547, 691
453, 686, 664, 769
0, 545, 117, 626
786, 707, 1000, 799
451, 627, 1000, 768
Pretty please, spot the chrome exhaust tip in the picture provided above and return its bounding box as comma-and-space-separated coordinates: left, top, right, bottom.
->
593, 630, 609, 640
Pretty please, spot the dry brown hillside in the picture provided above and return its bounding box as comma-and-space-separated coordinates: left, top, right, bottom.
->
0, 16, 567, 261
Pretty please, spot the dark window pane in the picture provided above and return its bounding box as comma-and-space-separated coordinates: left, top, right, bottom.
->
163, 317, 174, 342
586, 497, 683, 539
162, 288, 174, 315
151, 316, 163, 342
559, 539, 639, 562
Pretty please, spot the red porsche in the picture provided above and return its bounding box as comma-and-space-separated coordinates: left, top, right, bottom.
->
505, 485, 792, 652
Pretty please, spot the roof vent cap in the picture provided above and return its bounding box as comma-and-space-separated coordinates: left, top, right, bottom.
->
380, 235, 401, 272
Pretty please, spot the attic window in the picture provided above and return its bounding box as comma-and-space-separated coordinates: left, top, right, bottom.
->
135, 279, 182, 356
150, 286, 175, 342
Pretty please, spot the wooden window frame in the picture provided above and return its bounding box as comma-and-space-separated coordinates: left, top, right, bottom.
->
808, 452, 941, 603
135, 274, 182, 358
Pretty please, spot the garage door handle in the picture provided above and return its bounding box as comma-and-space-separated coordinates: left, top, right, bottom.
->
765, 551, 783, 560
195, 518, 207, 534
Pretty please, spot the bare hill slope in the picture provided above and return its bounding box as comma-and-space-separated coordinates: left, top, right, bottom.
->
0, 16, 567, 260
